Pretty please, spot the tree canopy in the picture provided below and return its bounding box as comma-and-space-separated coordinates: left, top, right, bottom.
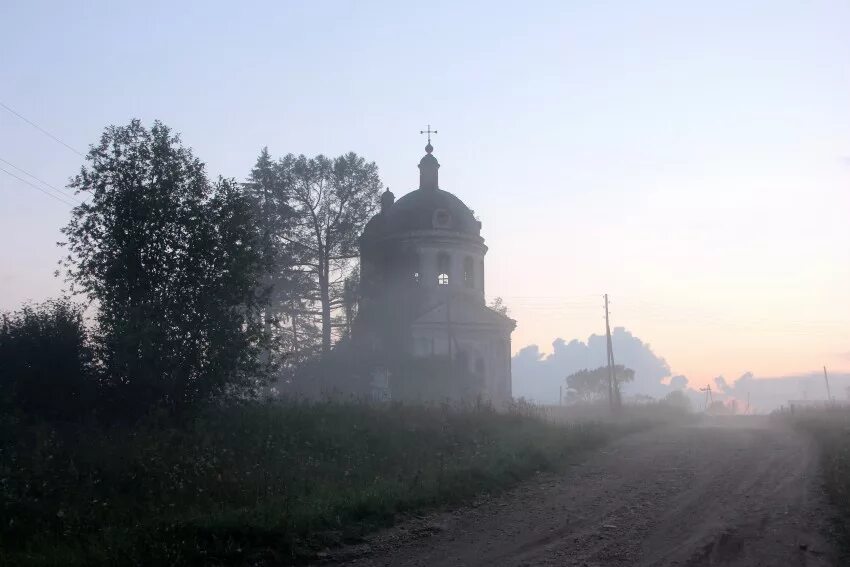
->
245, 150, 382, 355
61, 120, 270, 413
564, 365, 635, 404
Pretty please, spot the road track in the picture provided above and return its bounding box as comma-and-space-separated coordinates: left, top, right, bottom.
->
324, 418, 838, 566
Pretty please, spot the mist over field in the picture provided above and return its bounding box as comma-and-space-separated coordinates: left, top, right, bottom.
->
2, 1, 849, 565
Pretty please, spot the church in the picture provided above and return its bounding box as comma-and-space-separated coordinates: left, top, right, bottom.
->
354, 134, 516, 404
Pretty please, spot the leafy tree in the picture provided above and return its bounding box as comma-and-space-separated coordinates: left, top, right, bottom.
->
263, 152, 382, 353
564, 365, 635, 404
60, 120, 270, 413
0, 298, 95, 421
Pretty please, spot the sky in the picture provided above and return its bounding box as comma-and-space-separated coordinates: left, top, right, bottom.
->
1, 0, 849, 390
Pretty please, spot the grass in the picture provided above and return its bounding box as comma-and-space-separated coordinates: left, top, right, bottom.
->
0, 400, 677, 566
783, 406, 850, 559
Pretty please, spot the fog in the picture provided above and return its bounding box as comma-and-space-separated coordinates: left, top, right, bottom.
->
512, 327, 850, 412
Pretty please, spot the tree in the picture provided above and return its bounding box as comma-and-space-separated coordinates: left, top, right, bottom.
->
564, 365, 635, 404
61, 120, 270, 413
244, 148, 318, 367
338, 265, 360, 341
272, 152, 382, 353
0, 298, 95, 421
488, 296, 509, 316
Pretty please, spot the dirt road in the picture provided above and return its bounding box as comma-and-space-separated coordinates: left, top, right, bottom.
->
325, 419, 838, 566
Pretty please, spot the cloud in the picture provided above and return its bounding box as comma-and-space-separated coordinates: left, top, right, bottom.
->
512, 327, 684, 403
714, 375, 732, 393
512, 333, 850, 412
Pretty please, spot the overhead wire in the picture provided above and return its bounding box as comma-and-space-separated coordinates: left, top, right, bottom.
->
0, 101, 88, 207
0, 156, 82, 205
0, 165, 77, 207
0, 101, 84, 157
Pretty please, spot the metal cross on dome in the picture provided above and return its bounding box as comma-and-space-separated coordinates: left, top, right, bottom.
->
419, 124, 438, 144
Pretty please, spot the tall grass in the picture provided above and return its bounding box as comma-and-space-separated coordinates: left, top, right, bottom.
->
0, 400, 657, 566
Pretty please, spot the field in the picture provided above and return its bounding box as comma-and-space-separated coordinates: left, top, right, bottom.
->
0, 400, 667, 566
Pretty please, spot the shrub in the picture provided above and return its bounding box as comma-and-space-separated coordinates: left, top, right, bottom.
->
661, 389, 692, 412
0, 298, 95, 421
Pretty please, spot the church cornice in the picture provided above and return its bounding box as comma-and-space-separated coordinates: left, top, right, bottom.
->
368, 229, 487, 252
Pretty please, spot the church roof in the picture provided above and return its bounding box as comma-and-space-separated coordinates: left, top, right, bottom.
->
412, 296, 516, 330
362, 143, 481, 239
364, 188, 480, 237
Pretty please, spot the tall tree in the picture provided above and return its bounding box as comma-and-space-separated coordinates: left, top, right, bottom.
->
61, 120, 270, 413
244, 148, 318, 366
275, 152, 382, 353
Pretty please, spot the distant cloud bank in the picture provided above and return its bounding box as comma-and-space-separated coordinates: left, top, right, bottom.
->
512, 328, 850, 413
512, 327, 683, 403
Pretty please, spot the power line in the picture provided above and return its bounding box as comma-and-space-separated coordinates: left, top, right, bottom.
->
0, 165, 77, 207
0, 101, 85, 157
0, 157, 81, 204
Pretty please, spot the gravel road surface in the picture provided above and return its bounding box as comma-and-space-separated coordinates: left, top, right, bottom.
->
323, 419, 837, 566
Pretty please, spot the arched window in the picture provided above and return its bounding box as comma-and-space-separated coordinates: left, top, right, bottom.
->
437, 252, 450, 286
463, 256, 474, 288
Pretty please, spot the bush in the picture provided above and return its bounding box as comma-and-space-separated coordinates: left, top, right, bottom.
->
0, 299, 96, 421
661, 389, 692, 413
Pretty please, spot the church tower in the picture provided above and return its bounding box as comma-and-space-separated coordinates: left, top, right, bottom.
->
355, 134, 516, 404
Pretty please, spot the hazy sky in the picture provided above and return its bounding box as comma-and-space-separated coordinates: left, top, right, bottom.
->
2, 0, 849, 388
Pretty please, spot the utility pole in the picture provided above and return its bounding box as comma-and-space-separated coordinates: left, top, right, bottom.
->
699, 385, 713, 412
604, 294, 621, 412
824, 366, 833, 404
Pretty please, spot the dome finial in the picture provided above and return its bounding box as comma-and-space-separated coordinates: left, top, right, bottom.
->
381, 186, 395, 212
420, 124, 437, 153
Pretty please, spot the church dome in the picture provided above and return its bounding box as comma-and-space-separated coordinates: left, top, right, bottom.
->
363, 143, 481, 240
384, 188, 480, 234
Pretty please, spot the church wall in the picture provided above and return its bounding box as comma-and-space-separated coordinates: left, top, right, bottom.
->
400, 237, 486, 304
408, 323, 512, 405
